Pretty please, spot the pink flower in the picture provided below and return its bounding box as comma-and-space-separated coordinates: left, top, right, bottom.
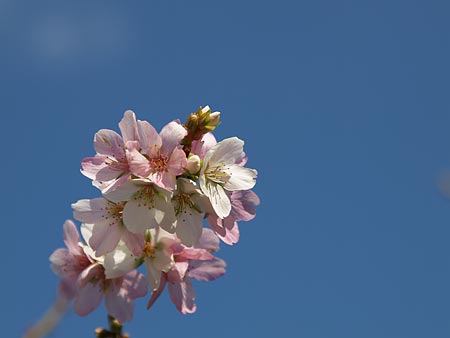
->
72, 198, 145, 256
81, 111, 138, 194
147, 228, 226, 314
50, 220, 91, 300
190, 132, 217, 159
50, 221, 147, 323
127, 120, 187, 190
207, 189, 260, 245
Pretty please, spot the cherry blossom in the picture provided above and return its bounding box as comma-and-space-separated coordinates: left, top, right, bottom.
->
147, 229, 226, 314
104, 179, 177, 235
50, 221, 147, 323
81, 111, 138, 194
71, 198, 144, 256
102, 228, 176, 292
126, 120, 187, 190
172, 178, 209, 246
207, 189, 260, 245
199, 137, 257, 218
39, 105, 260, 335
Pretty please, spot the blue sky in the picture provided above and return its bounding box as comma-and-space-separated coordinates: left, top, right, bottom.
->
3, 1, 450, 337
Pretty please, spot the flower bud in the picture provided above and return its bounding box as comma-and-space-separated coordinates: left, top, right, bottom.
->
206, 111, 221, 130
186, 155, 201, 175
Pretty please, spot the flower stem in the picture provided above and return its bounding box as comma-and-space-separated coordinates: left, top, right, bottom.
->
95, 316, 129, 338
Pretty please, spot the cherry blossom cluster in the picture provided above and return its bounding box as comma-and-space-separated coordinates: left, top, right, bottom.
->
50, 106, 260, 324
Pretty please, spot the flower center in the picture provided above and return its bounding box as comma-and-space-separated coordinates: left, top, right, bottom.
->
142, 242, 156, 258
173, 193, 194, 216
102, 201, 125, 224
133, 185, 156, 208
205, 163, 230, 184
150, 156, 168, 174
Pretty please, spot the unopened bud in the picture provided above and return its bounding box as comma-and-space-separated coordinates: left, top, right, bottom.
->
206, 111, 221, 130
186, 155, 201, 175
201, 105, 211, 114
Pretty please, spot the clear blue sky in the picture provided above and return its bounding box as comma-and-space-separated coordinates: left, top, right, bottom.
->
4, 1, 450, 337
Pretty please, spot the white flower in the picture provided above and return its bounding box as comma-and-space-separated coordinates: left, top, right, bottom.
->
172, 178, 208, 247
199, 137, 257, 218
104, 179, 176, 234
102, 228, 176, 292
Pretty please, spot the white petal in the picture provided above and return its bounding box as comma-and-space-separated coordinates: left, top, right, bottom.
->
202, 182, 231, 219
223, 165, 257, 191
80, 223, 94, 246
153, 249, 174, 272
154, 196, 176, 233
104, 180, 140, 203
104, 243, 137, 279
176, 208, 203, 247
123, 199, 158, 233
206, 137, 244, 166
145, 259, 162, 292
72, 198, 107, 224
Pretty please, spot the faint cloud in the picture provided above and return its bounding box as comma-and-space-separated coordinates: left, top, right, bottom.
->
27, 9, 133, 64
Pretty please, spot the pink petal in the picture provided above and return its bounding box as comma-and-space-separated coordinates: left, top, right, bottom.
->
94, 129, 125, 159
105, 285, 134, 323
95, 165, 124, 182
121, 230, 145, 256
207, 214, 227, 237
127, 147, 152, 178
63, 220, 82, 256
49, 248, 79, 279
78, 264, 103, 288
230, 190, 260, 221
198, 228, 220, 251
58, 279, 76, 301
100, 173, 131, 194
73, 282, 103, 317
191, 133, 217, 159
160, 121, 187, 157
217, 221, 240, 245
188, 258, 226, 281
179, 248, 214, 261
122, 270, 148, 299
137, 120, 161, 157
173, 261, 189, 280
81, 156, 109, 180
167, 147, 187, 177
152, 171, 177, 191
89, 222, 122, 256
168, 279, 196, 314
119, 110, 138, 143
